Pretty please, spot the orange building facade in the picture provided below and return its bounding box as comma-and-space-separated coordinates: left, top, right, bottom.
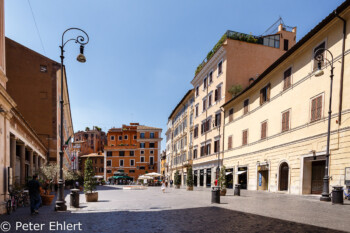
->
104, 123, 162, 181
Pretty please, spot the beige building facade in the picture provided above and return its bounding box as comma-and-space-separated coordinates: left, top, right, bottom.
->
167, 89, 194, 185
191, 26, 296, 188
222, 1, 350, 195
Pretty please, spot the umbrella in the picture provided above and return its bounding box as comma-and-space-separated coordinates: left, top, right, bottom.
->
138, 175, 153, 180
147, 172, 162, 177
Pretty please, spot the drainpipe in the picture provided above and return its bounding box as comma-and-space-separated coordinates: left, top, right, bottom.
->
334, 10, 346, 125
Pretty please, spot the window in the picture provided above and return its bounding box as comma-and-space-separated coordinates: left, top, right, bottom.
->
119, 160, 124, 167
215, 86, 221, 101
263, 34, 280, 48
107, 170, 112, 174
284, 39, 289, 51
40, 65, 47, 73
313, 41, 325, 70
194, 126, 198, 138
140, 156, 145, 162
140, 143, 145, 148
208, 95, 212, 107
124, 135, 128, 140
150, 132, 155, 138
193, 149, 197, 159
228, 136, 233, 149
283, 68, 292, 90
130, 159, 135, 166
150, 157, 154, 165
99, 168, 104, 173
118, 136, 122, 140
140, 133, 145, 139
150, 150, 154, 154
119, 151, 125, 156
209, 71, 213, 83
129, 170, 135, 173
196, 86, 199, 97
130, 151, 135, 156
218, 61, 223, 75
107, 160, 112, 166
282, 110, 290, 132
141, 150, 145, 155
203, 99, 207, 111
110, 136, 115, 141
204, 77, 207, 89
229, 108, 234, 122
261, 121, 267, 139
101, 159, 103, 163
206, 143, 211, 155
149, 143, 155, 148
200, 146, 205, 157
215, 112, 221, 127
260, 84, 271, 105
243, 99, 249, 115
195, 105, 199, 117
214, 140, 220, 153
107, 151, 112, 157
242, 130, 248, 146
201, 119, 211, 134
139, 166, 145, 170
311, 95, 322, 122
133, 135, 137, 140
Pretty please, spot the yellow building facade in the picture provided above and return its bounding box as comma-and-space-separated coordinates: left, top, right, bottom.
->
222, 1, 350, 195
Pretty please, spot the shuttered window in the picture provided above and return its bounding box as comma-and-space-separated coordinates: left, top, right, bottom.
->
242, 130, 248, 146
283, 68, 291, 90
282, 111, 290, 132
260, 84, 271, 105
214, 140, 220, 153
244, 99, 249, 115
228, 136, 233, 149
261, 121, 267, 139
311, 95, 322, 122
229, 108, 234, 122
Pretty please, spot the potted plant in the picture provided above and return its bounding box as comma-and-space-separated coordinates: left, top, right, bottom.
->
218, 166, 227, 196
186, 167, 194, 191
174, 171, 181, 189
39, 163, 58, 205
84, 158, 98, 202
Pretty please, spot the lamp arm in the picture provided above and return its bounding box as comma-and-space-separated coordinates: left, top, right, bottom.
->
314, 48, 334, 68
61, 28, 90, 49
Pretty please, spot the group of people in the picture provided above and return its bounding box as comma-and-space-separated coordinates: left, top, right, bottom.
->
161, 180, 174, 193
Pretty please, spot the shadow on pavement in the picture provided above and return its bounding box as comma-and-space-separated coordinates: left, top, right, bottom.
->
0, 206, 345, 233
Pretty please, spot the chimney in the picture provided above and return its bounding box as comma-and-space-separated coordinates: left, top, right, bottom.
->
249, 77, 255, 85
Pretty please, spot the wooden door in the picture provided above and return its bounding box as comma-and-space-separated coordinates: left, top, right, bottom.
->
279, 163, 289, 191
311, 160, 325, 194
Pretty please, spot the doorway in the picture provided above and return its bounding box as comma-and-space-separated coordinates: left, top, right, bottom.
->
199, 169, 204, 186
226, 168, 234, 189
311, 160, 325, 194
237, 167, 247, 189
279, 162, 289, 191
194, 170, 198, 186
206, 168, 211, 187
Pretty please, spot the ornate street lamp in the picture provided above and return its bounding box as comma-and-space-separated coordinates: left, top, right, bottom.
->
314, 48, 334, 202
55, 28, 89, 211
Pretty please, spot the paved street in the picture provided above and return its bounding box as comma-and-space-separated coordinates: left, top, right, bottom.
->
0, 186, 349, 232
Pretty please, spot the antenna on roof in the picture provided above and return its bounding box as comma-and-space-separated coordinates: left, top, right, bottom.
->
261, 16, 294, 36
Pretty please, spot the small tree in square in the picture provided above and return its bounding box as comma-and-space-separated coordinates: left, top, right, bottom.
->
84, 158, 96, 193
218, 165, 227, 196
186, 166, 194, 191
174, 170, 181, 188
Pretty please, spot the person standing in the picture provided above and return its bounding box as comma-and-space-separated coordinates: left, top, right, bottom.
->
28, 175, 41, 215
161, 181, 166, 193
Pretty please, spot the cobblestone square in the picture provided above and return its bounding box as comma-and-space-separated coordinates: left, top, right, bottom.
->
0, 186, 349, 232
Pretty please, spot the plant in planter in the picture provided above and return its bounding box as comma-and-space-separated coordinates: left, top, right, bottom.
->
218, 166, 227, 196
39, 163, 59, 205
174, 171, 181, 189
84, 158, 98, 202
186, 167, 194, 191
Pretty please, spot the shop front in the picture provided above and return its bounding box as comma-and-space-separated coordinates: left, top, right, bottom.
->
237, 167, 247, 189
257, 164, 269, 191
206, 168, 211, 187
225, 168, 234, 189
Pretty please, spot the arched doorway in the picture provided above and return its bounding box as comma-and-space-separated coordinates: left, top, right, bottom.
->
279, 162, 289, 191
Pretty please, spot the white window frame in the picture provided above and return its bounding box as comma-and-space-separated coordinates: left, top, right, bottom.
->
130, 159, 135, 167
217, 59, 223, 77
149, 156, 154, 165
150, 150, 154, 154
110, 136, 115, 141
140, 156, 145, 163
309, 93, 324, 123
119, 159, 124, 167
140, 150, 145, 155
107, 160, 112, 167
124, 135, 128, 140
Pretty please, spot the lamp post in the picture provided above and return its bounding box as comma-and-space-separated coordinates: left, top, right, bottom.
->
55, 28, 89, 211
314, 48, 333, 202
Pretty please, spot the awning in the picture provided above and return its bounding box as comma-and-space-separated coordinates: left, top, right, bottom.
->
225, 172, 232, 175
236, 171, 247, 175
94, 175, 104, 179
112, 176, 132, 179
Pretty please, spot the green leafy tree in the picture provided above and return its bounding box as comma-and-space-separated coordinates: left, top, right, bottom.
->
186, 167, 194, 187
84, 158, 96, 193
218, 166, 227, 190
228, 85, 243, 97
174, 170, 181, 186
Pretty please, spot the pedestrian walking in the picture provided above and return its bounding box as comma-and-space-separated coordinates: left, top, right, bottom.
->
28, 175, 41, 215
161, 182, 166, 193
165, 180, 168, 188
170, 180, 173, 188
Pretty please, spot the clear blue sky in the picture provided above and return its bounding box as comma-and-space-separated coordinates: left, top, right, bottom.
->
5, 0, 345, 150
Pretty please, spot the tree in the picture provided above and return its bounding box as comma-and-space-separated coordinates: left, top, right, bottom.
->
186, 167, 194, 187
228, 85, 243, 97
174, 170, 181, 186
85, 127, 90, 131
218, 166, 227, 190
84, 158, 96, 193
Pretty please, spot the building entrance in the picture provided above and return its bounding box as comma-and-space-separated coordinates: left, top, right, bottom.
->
311, 160, 325, 194
226, 168, 234, 189
194, 170, 197, 186
279, 162, 289, 191
206, 168, 211, 187
237, 167, 247, 189
257, 164, 269, 191
200, 169, 204, 186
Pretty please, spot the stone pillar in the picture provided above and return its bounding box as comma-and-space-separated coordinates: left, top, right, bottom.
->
10, 137, 16, 186
204, 169, 207, 188
29, 150, 34, 177
35, 154, 39, 173
197, 170, 200, 187
19, 143, 25, 185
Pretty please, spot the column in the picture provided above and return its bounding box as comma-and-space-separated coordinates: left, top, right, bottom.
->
197, 170, 200, 187
10, 137, 16, 186
204, 169, 207, 188
29, 150, 34, 177
19, 143, 25, 185
35, 154, 39, 173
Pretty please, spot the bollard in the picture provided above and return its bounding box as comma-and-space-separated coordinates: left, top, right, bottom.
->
70, 189, 80, 208
234, 184, 241, 196
211, 186, 220, 204
332, 186, 343, 205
